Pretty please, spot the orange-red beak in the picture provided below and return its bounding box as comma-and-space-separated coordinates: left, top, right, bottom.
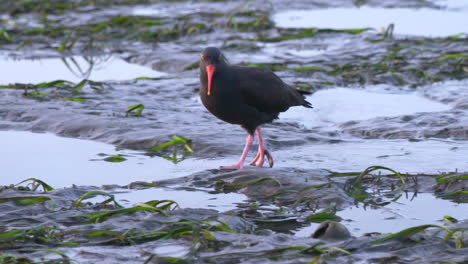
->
205, 64, 215, 96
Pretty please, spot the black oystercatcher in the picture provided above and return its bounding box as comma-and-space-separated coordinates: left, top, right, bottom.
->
199, 47, 312, 169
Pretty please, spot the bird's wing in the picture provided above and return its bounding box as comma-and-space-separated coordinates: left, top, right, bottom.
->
233, 66, 303, 113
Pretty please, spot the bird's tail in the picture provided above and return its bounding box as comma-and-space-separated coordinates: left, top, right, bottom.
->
296, 89, 313, 108
302, 99, 313, 108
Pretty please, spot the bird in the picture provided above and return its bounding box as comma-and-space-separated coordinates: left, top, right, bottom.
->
199, 47, 312, 170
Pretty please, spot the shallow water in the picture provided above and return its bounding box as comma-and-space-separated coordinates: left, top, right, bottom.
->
151, 244, 189, 258
0, 0, 467, 262
422, 79, 468, 104
261, 41, 333, 59
280, 87, 451, 128
2, 130, 465, 193
131, 1, 239, 17
114, 187, 246, 212
295, 193, 468, 237
0, 55, 167, 84
60, 243, 189, 263
273, 7, 468, 37
436, 0, 468, 10
0, 131, 225, 188
274, 139, 468, 174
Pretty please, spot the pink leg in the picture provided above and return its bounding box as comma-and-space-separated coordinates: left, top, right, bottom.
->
249, 146, 261, 166
220, 134, 254, 170
254, 128, 265, 167
249, 127, 274, 168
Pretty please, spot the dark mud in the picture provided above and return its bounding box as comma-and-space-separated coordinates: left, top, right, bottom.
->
1, 0, 467, 263
1, 169, 466, 263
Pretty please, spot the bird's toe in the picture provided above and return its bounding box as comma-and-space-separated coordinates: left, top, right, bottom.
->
254, 156, 265, 167
249, 152, 261, 166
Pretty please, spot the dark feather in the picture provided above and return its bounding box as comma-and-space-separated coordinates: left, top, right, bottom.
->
233, 66, 311, 113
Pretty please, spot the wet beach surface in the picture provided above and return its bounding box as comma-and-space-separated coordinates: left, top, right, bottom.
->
0, 0, 467, 263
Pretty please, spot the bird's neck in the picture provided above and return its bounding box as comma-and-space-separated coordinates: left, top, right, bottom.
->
214, 60, 230, 72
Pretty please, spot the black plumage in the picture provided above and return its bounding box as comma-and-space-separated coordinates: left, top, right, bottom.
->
199, 47, 312, 169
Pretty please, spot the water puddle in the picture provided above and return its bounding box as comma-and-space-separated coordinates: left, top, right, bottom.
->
114, 187, 246, 212
152, 244, 189, 258
60, 243, 189, 263
274, 139, 468, 174
131, 6, 165, 16
436, 0, 468, 10
131, 2, 238, 17
0, 56, 166, 85
273, 7, 468, 37
280, 87, 451, 128
262, 42, 330, 59
0, 131, 223, 188
422, 79, 468, 104
295, 193, 468, 237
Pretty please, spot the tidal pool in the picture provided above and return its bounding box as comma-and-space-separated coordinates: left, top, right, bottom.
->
0, 55, 167, 85
131, 1, 239, 17
274, 139, 468, 174
422, 79, 468, 103
295, 193, 468, 237
0, 131, 226, 188
261, 42, 330, 59
114, 187, 246, 212
3, 130, 466, 193
58, 243, 190, 263
273, 7, 468, 37
280, 87, 451, 128
436, 0, 468, 10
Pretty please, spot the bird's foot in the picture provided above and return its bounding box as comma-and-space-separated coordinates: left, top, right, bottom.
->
249, 151, 262, 166
220, 163, 243, 170
249, 149, 274, 168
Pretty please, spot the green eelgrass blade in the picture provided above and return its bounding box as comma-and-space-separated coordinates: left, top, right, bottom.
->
354, 165, 405, 184
73, 191, 123, 208
0, 196, 51, 206
372, 224, 452, 244
16, 178, 54, 191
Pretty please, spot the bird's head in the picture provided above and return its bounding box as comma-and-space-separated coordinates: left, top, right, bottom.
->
200, 47, 224, 96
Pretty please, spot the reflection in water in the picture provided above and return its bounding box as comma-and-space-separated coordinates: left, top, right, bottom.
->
295, 193, 468, 237
280, 87, 451, 129
0, 131, 224, 188
274, 139, 468, 174
114, 187, 246, 212
60, 54, 113, 81
148, 135, 194, 164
